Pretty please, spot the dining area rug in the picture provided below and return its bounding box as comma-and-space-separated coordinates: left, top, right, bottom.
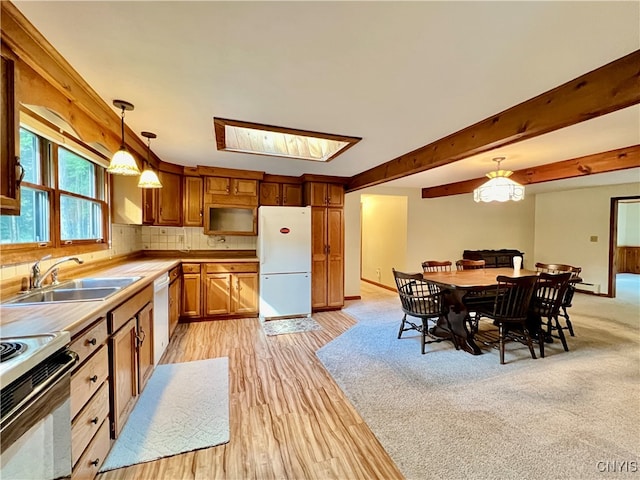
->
99, 357, 229, 472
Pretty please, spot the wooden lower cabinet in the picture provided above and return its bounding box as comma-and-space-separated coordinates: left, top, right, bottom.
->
108, 286, 154, 439
69, 318, 110, 477
109, 317, 138, 438
181, 262, 258, 319
169, 271, 182, 336
311, 206, 344, 309
71, 419, 111, 480
137, 302, 154, 392
181, 263, 202, 318
204, 273, 231, 316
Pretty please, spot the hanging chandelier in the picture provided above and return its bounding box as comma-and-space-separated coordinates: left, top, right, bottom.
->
138, 131, 163, 188
107, 100, 141, 176
473, 157, 525, 203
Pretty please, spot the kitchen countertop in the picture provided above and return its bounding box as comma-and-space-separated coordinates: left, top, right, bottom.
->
0, 255, 259, 339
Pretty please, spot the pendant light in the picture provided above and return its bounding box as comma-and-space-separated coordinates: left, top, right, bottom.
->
473, 157, 525, 203
138, 131, 163, 188
107, 100, 141, 175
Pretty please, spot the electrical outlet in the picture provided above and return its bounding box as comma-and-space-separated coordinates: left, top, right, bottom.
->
160, 228, 167, 235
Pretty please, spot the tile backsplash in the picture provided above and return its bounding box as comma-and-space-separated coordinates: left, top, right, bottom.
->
140, 226, 257, 251
0, 224, 256, 284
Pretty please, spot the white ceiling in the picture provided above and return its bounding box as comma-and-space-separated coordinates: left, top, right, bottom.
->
12, 1, 640, 193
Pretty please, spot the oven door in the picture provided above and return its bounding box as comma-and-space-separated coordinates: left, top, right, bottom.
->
1, 349, 77, 480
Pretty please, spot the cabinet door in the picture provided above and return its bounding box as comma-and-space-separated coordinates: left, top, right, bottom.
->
110, 317, 138, 438
233, 273, 258, 314
311, 207, 328, 308
183, 176, 203, 226
327, 184, 344, 207
142, 188, 156, 225
203, 273, 231, 316
259, 182, 280, 206
157, 171, 182, 225
137, 302, 154, 393
181, 272, 202, 318
205, 176, 230, 195
326, 207, 344, 307
169, 278, 181, 336
307, 182, 328, 206
0, 48, 20, 216
282, 184, 302, 206
232, 178, 258, 197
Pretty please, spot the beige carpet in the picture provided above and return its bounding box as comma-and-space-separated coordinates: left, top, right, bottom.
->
317, 277, 640, 479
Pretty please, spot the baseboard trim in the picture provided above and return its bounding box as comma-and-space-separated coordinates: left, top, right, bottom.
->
344, 295, 362, 301
361, 278, 396, 292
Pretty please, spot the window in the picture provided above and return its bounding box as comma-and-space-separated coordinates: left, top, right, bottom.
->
0, 126, 108, 252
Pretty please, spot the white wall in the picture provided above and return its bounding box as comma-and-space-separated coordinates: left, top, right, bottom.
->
534, 183, 640, 294
345, 186, 535, 290
361, 194, 407, 287
618, 202, 640, 246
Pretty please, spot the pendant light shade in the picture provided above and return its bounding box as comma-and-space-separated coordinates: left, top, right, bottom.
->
107, 100, 141, 176
473, 157, 525, 203
138, 131, 162, 189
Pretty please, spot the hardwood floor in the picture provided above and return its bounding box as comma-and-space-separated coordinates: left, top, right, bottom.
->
97, 309, 404, 480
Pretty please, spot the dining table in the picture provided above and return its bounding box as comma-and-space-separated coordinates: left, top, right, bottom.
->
422, 267, 540, 355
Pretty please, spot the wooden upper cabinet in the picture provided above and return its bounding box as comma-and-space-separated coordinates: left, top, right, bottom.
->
304, 182, 344, 207
205, 176, 230, 195
1, 46, 21, 215
183, 176, 203, 226
205, 176, 258, 206
142, 188, 156, 225
156, 171, 182, 225
259, 181, 302, 206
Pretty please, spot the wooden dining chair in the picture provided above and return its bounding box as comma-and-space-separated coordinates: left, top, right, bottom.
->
393, 268, 456, 354
455, 259, 485, 271
534, 263, 582, 336
421, 260, 452, 272
475, 275, 539, 364
530, 272, 573, 356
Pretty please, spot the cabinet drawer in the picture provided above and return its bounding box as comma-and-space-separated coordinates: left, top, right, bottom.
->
109, 285, 153, 333
71, 382, 109, 466
70, 346, 108, 419
182, 263, 201, 274
169, 265, 181, 282
204, 262, 258, 274
70, 319, 108, 366
71, 419, 111, 480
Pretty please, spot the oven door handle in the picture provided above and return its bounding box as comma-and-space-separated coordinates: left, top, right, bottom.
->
0, 349, 79, 434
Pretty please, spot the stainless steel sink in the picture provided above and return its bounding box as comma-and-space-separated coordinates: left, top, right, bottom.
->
56, 277, 141, 290
2, 276, 141, 306
3, 287, 121, 305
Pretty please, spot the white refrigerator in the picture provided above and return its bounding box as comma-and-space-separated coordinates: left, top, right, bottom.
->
258, 206, 312, 319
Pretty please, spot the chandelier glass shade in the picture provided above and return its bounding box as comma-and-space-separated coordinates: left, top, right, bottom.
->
107, 100, 141, 176
138, 131, 162, 188
473, 158, 525, 203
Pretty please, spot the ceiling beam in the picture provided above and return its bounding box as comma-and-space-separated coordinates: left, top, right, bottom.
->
347, 49, 640, 192
421, 145, 640, 198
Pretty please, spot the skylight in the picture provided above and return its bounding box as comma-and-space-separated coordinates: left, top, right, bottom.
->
213, 117, 361, 162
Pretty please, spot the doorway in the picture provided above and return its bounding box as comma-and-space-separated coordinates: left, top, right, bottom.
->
608, 195, 640, 298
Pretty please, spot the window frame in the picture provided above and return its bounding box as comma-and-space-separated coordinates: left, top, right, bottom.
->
0, 112, 110, 261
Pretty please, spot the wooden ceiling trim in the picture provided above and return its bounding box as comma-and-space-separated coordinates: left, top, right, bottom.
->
348, 50, 640, 192
421, 145, 640, 198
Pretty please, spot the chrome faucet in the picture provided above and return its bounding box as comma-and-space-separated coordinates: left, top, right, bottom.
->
32, 256, 84, 289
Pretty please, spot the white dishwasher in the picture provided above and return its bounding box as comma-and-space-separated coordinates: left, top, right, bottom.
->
153, 273, 170, 365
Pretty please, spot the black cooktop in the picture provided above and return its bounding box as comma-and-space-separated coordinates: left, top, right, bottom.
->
0, 341, 27, 363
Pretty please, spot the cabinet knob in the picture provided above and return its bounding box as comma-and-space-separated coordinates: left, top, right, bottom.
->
89, 375, 98, 383
90, 459, 100, 467
87, 338, 97, 346
90, 416, 99, 424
